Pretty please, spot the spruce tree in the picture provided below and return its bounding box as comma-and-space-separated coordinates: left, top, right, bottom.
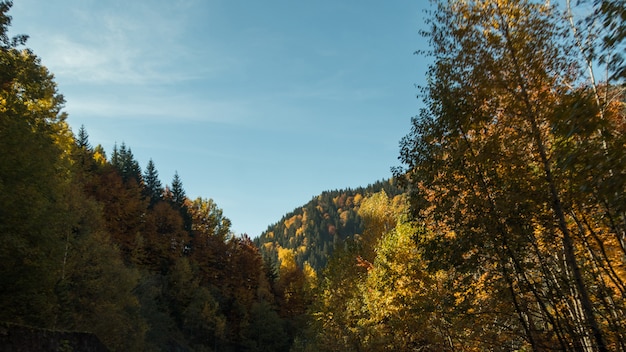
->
76, 124, 91, 150
111, 143, 120, 169
169, 171, 192, 231
112, 142, 142, 184
170, 171, 186, 208
143, 159, 163, 207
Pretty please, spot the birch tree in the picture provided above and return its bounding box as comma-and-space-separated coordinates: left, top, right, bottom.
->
397, 0, 626, 350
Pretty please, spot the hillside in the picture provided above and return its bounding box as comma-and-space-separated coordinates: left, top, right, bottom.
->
254, 179, 402, 271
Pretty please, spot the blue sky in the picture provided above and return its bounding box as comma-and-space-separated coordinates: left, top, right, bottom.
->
10, 0, 431, 237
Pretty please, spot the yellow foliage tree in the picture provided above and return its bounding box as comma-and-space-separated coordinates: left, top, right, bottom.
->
396, 0, 626, 350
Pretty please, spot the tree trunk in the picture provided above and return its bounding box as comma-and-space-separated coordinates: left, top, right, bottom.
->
497, 5, 608, 350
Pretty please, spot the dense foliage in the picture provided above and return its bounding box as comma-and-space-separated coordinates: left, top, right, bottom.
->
2, 0, 625, 351
392, 0, 626, 350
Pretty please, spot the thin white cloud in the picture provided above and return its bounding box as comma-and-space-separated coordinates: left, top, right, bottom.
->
20, 0, 234, 86
65, 93, 254, 124
16, 0, 394, 137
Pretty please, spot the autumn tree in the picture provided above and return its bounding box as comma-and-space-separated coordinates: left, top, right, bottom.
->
360, 205, 457, 350
90, 163, 148, 263
223, 235, 294, 351
56, 192, 147, 351
305, 192, 400, 351
142, 201, 189, 271
305, 239, 368, 352
396, 0, 625, 350
0, 0, 72, 326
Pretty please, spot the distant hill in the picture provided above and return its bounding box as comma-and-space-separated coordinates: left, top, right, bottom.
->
254, 179, 402, 271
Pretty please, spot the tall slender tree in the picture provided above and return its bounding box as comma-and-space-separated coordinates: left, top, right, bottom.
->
170, 171, 186, 208
397, 0, 625, 350
143, 159, 163, 207
75, 124, 91, 150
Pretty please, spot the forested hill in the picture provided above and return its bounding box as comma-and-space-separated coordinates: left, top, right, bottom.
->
254, 179, 402, 271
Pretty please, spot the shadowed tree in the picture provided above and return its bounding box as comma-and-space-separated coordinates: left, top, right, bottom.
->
143, 158, 163, 207
111, 142, 142, 185
0, 0, 72, 326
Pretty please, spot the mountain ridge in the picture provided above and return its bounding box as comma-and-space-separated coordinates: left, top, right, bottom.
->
254, 179, 403, 271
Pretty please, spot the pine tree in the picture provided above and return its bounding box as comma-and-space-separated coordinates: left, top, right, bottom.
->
167, 171, 193, 232
76, 124, 91, 150
143, 159, 163, 207
170, 171, 186, 208
111, 142, 142, 184
111, 143, 120, 170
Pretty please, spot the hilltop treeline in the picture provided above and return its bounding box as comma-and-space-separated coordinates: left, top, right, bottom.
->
255, 180, 402, 271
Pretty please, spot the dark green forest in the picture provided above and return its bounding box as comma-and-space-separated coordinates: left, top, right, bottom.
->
2, 0, 626, 351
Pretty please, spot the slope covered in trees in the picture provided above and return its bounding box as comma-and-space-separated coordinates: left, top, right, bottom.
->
0, 3, 304, 350
254, 180, 402, 271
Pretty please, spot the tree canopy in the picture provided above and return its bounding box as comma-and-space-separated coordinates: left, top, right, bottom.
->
395, 0, 626, 350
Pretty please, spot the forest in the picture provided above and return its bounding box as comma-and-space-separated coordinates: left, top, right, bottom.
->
1, 0, 625, 351
255, 179, 403, 271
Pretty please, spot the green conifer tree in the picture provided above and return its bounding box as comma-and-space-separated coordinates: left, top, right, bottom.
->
76, 124, 91, 150
111, 142, 142, 184
170, 171, 186, 208
143, 159, 163, 207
